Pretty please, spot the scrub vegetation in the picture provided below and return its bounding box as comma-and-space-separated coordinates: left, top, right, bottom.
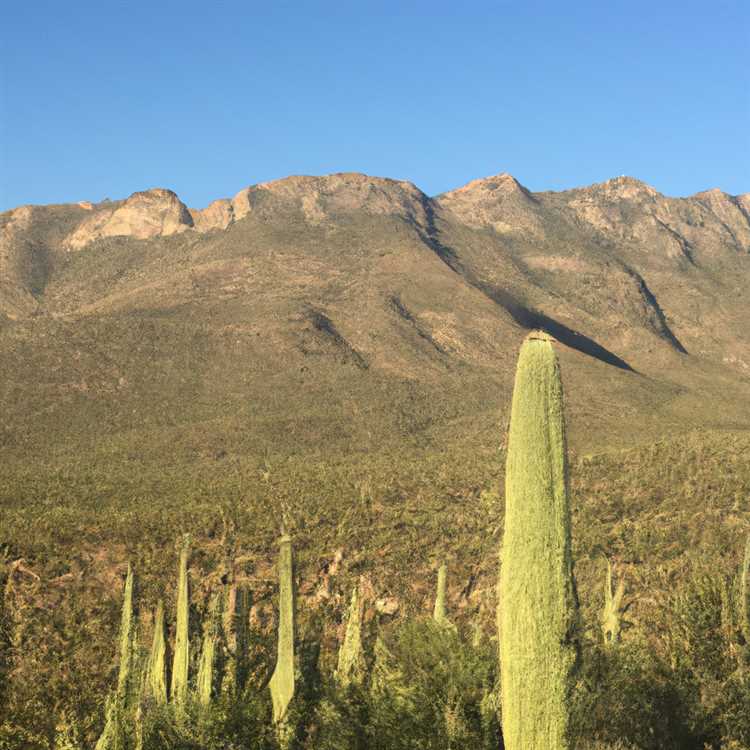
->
2, 334, 750, 749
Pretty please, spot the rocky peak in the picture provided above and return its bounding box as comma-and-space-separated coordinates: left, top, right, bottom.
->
434, 172, 542, 235
582, 176, 660, 202
65, 188, 193, 250
230, 172, 429, 225
441, 172, 530, 198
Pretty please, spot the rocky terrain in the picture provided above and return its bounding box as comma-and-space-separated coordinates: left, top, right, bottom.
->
1, 171, 749, 459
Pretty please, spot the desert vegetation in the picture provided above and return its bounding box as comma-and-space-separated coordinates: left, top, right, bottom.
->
2, 334, 750, 749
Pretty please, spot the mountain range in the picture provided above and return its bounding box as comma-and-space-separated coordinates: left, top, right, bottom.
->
2, 171, 749, 462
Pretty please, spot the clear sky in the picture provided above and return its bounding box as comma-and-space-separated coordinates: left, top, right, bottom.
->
1, 1, 748, 211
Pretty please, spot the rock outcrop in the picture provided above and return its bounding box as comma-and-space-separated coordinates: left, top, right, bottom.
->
0, 205, 39, 317
435, 173, 544, 236
230, 172, 429, 225
65, 189, 194, 250
189, 199, 234, 233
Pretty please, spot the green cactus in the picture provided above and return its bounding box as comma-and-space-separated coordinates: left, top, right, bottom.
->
117, 563, 136, 699
96, 564, 138, 750
269, 531, 296, 736
94, 695, 126, 750
498, 331, 578, 750
171, 535, 190, 706
133, 704, 144, 750
196, 591, 223, 706
145, 600, 168, 704
601, 558, 629, 646
433, 564, 453, 628
221, 581, 250, 696
335, 584, 365, 687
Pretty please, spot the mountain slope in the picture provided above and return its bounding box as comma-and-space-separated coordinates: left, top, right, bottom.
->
1, 171, 748, 465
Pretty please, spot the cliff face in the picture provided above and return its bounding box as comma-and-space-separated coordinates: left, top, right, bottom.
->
64, 189, 194, 249
1, 171, 749, 457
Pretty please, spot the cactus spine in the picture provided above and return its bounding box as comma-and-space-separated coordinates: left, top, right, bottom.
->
336, 584, 364, 687
171, 536, 190, 706
196, 592, 222, 705
499, 332, 578, 750
146, 600, 168, 704
269, 531, 295, 734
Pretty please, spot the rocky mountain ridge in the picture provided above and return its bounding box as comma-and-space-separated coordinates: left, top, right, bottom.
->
1, 170, 749, 460
4, 172, 747, 255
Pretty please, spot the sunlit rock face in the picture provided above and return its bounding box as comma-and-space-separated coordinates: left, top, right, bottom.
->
65, 188, 194, 249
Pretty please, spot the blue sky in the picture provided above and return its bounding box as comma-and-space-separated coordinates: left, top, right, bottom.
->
1, 1, 748, 210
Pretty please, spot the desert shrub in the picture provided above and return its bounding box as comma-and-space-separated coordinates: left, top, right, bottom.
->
363, 619, 499, 750
570, 638, 713, 750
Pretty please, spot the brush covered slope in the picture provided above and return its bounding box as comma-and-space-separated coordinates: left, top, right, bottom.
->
1, 172, 750, 746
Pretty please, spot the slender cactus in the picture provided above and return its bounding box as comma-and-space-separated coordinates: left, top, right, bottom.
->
196, 592, 222, 705
601, 558, 627, 646
335, 584, 364, 687
171, 535, 190, 706
235, 584, 250, 691
499, 331, 578, 750
94, 695, 125, 750
146, 600, 168, 703
117, 563, 135, 698
269, 531, 296, 733
96, 565, 137, 750
433, 564, 451, 626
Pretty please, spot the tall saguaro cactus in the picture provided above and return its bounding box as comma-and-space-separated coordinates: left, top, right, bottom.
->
146, 600, 168, 704
171, 535, 190, 706
499, 331, 578, 750
269, 531, 296, 734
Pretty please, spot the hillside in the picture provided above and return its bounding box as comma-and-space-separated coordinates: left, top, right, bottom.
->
1, 172, 749, 463
1, 171, 750, 746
